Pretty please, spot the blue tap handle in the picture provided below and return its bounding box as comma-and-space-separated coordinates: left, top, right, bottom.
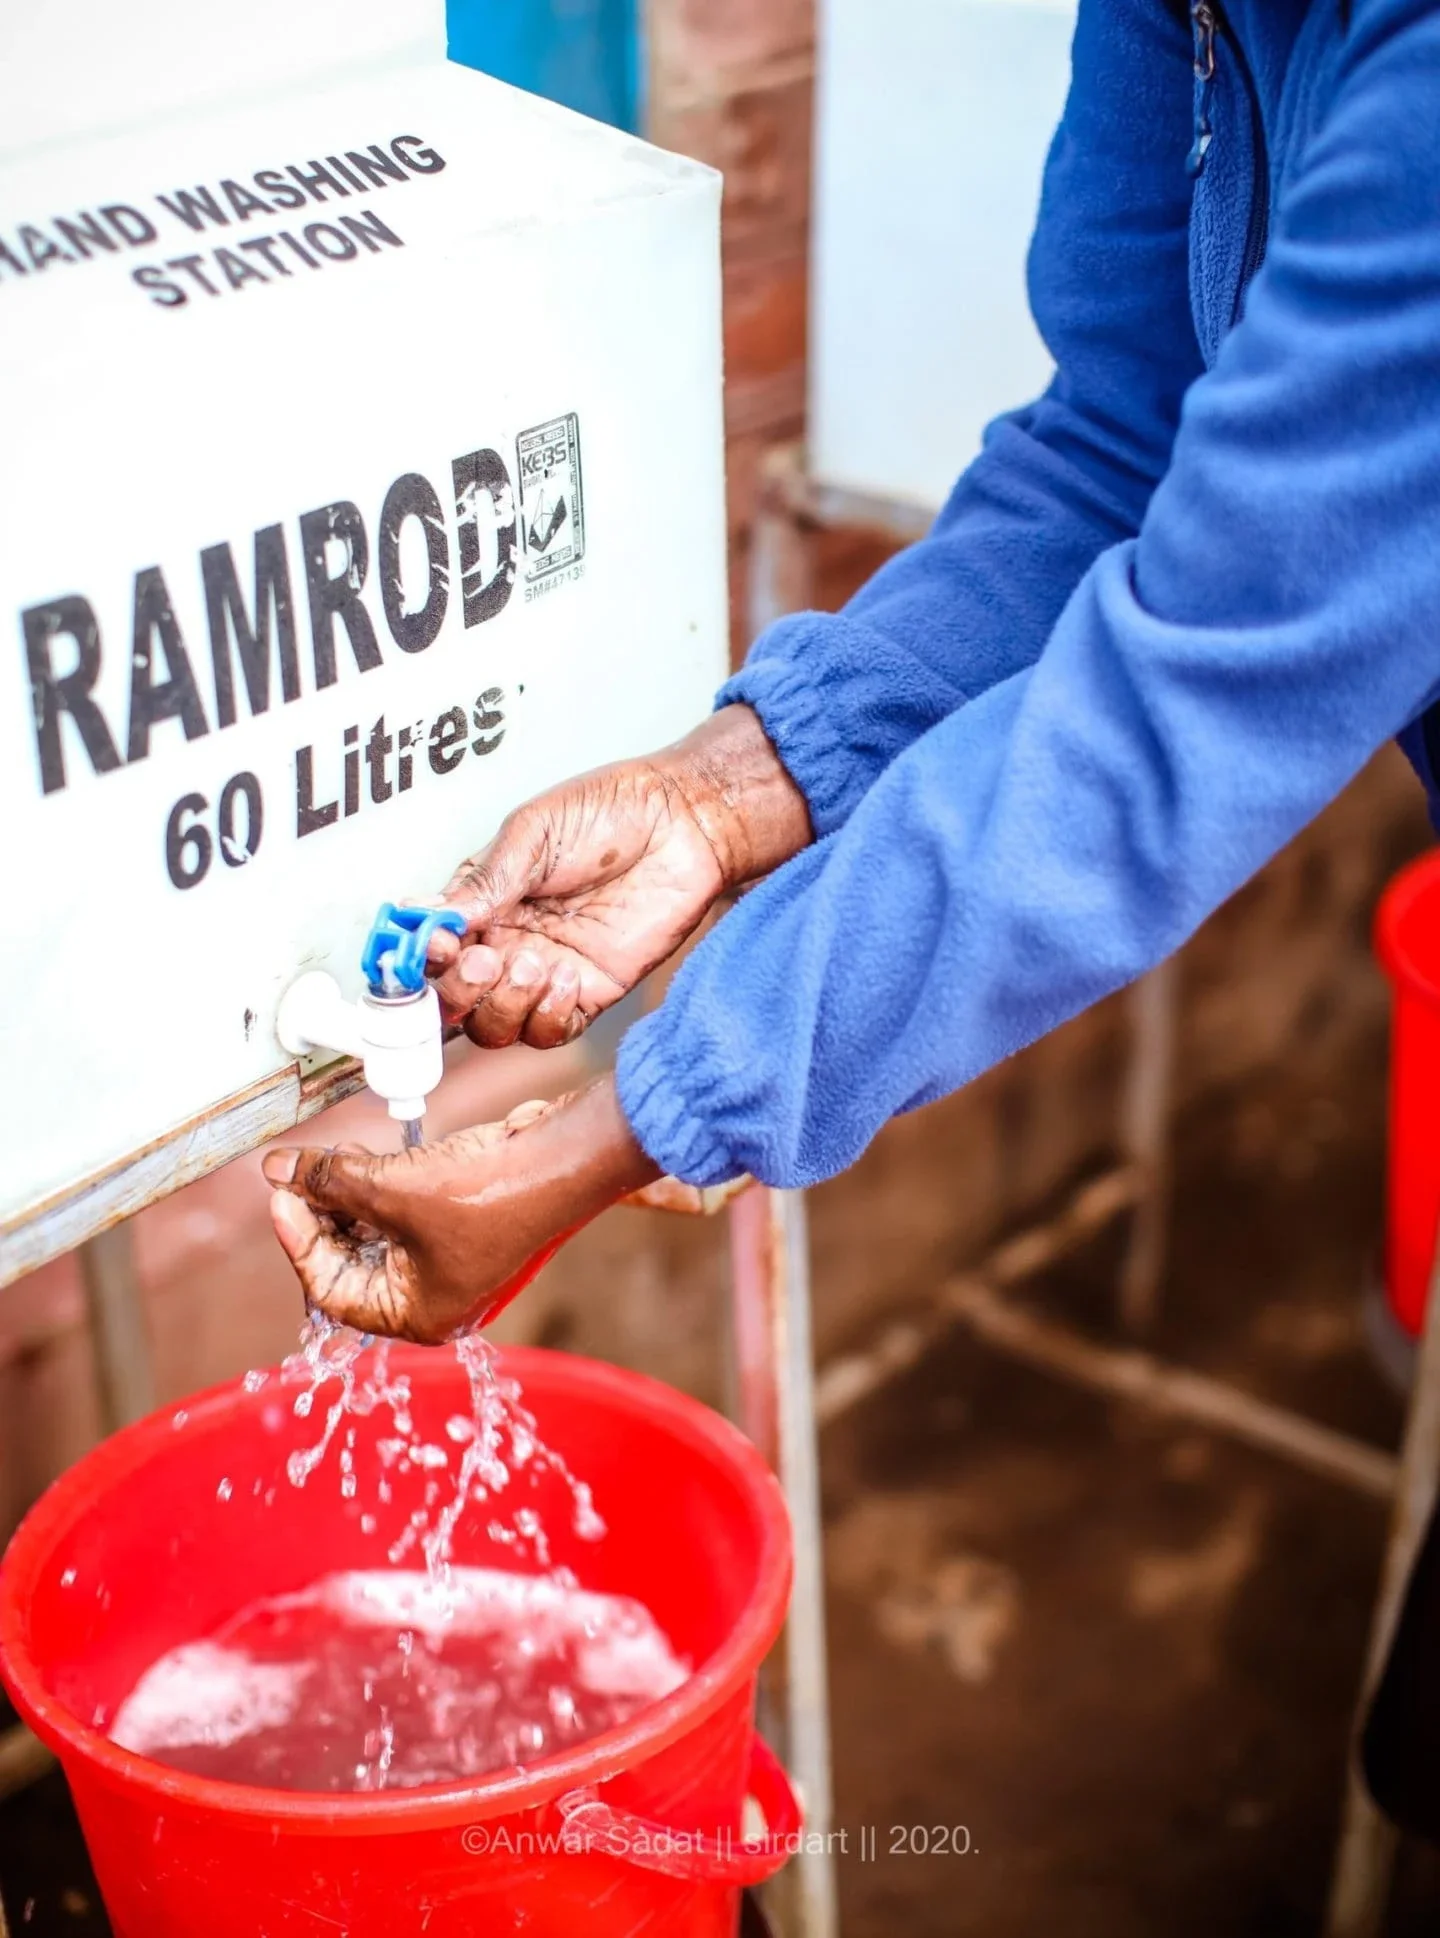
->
361, 903, 466, 996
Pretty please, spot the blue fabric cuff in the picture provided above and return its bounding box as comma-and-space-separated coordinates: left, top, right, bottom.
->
616, 1008, 742, 1188
717, 615, 858, 838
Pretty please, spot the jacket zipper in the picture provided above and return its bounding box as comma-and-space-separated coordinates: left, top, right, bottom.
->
1187, 0, 1271, 324
1188, 0, 1218, 175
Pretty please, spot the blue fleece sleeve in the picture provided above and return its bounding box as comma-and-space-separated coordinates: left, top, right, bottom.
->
620, 0, 1440, 1187
719, 0, 1202, 837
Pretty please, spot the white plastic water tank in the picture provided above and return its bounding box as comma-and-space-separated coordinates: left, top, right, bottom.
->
0, 2, 726, 1267
808, 0, 1077, 514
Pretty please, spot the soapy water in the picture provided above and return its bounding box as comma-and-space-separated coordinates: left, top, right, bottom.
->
110, 1566, 688, 1792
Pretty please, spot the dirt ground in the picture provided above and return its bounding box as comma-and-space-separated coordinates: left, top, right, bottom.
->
819, 1029, 1436, 1938
3, 993, 1439, 1935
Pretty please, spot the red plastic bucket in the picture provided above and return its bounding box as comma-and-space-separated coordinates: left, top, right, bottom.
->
1377, 853, 1440, 1337
0, 1346, 796, 1937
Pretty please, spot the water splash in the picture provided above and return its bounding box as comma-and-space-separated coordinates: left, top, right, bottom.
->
271, 1316, 605, 1583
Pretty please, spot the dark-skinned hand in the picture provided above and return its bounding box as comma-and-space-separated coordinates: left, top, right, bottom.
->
262, 1078, 660, 1342
423, 704, 812, 1050
263, 706, 809, 1340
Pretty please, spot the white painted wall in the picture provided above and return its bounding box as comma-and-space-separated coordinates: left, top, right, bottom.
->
809, 0, 1077, 513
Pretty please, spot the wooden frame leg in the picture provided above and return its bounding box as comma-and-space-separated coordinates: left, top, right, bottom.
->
1324, 1240, 1440, 1937
78, 1221, 155, 1433
729, 1187, 839, 1938
1118, 957, 1179, 1336
748, 448, 816, 634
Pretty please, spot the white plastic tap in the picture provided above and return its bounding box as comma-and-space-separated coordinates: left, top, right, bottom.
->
275, 904, 464, 1132
276, 972, 445, 1126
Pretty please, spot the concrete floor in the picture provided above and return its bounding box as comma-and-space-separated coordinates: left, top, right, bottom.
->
3, 1008, 1439, 1934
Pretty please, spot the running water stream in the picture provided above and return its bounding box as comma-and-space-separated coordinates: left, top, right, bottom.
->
248, 1315, 606, 1576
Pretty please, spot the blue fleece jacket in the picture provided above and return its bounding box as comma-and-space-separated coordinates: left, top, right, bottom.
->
618, 0, 1440, 1189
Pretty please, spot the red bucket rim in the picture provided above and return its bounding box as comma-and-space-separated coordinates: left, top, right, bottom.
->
0, 1344, 792, 1833
1376, 851, 1440, 1010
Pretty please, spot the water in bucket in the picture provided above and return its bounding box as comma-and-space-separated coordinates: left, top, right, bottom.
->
110, 1564, 689, 1792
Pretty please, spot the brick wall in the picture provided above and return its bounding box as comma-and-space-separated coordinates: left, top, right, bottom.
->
647, 0, 815, 661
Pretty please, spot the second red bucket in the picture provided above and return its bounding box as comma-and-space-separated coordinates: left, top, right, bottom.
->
1377, 851, 1440, 1337
0, 1345, 797, 1937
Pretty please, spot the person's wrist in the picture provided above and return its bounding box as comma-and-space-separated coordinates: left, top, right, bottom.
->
457, 1076, 658, 1238
570, 1072, 663, 1206
664, 704, 812, 889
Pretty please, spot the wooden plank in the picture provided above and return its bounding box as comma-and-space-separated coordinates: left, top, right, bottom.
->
943, 1275, 1399, 1503
0, 1058, 365, 1290
760, 442, 934, 544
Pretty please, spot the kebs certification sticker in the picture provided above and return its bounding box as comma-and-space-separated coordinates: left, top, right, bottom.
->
517, 412, 585, 584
